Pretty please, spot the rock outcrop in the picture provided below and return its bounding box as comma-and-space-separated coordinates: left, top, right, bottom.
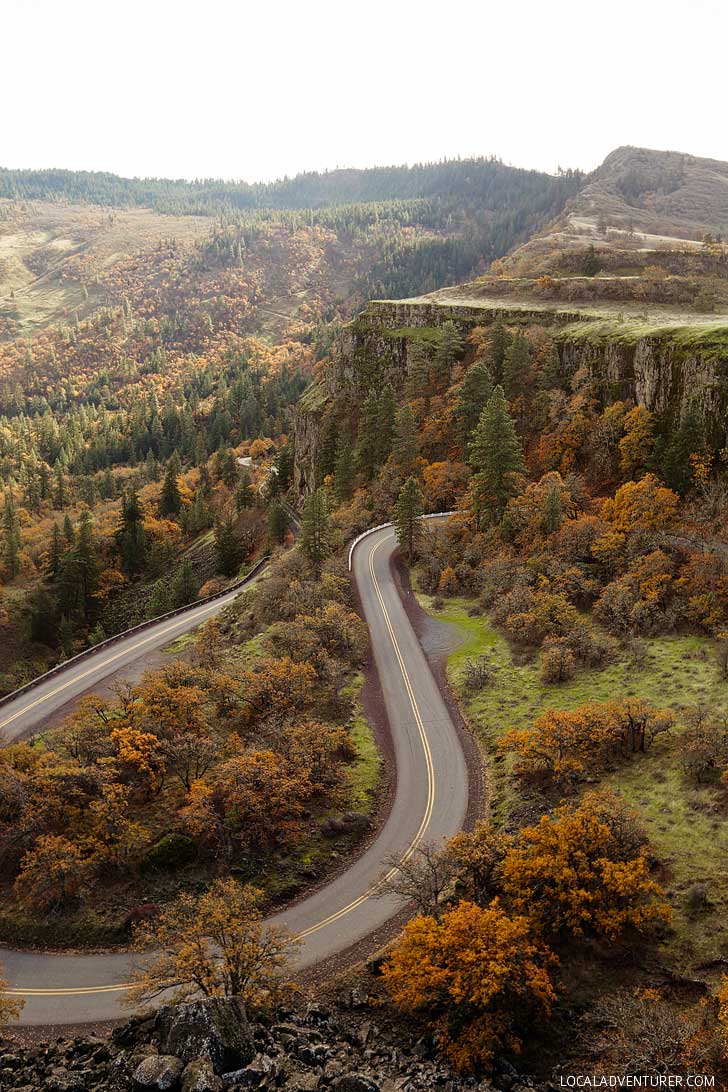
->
0, 994, 523, 1092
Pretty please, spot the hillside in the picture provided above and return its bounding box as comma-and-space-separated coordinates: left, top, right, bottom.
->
500, 145, 728, 280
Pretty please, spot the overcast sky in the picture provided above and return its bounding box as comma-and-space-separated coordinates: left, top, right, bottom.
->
3, 0, 724, 183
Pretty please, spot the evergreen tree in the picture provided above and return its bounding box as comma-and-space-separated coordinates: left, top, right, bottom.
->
392, 405, 419, 477
454, 358, 493, 445
469, 386, 526, 525
405, 340, 432, 398
29, 585, 56, 646
662, 401, 706, 493
147, 580, 172, 618
318, 416, 339, 482
433, 320, 464, 381
395, 476, 424, 563
356, 389, 381, 480
541, 486, 563, 534
333, 435, 355, 502
502, 334, 531, 401
115, 489, 148, 574
54, 467, 67, 510
235, 469, 254, 511
1, 491, 21, 580
215, 446, 239, 488
582, 243, 601, 277
63, 513, 75, 545
159, 453, 183, 518
267, 501, 288, 545
47, 522, 63, 581
59, 507, 99, 620
300, 487, 334, 580
376, 385, 397, 466
215, 513, 243, 576
486, 320, 512, 384
274, 440, 294, 492
170, 558, 198, 608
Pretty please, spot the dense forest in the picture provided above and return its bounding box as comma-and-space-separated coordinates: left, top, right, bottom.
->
0, 157, 582, 215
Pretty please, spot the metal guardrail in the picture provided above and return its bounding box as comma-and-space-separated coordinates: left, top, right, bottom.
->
0, 504, 452, 715
347, 511, 457, 571
0, 555, 271, 714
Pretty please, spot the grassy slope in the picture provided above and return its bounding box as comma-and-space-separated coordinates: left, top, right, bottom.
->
418, 592, 728, 976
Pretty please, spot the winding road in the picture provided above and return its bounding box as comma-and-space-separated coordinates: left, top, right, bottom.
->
1, 525, 469, 1025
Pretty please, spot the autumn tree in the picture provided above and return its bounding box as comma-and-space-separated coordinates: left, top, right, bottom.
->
128, 879, 297, 1010
383, 900, 556, 1071
602, 473, 679, 533
299, 487, 334, 580
500, 790, 671, 940
446, 821, 512, 906
14, 834, 86, 913
395, 476, 424, 562
469, 386, 526, 525
619, 406, 656, 479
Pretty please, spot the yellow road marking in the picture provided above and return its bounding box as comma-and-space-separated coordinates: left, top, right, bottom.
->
6, 531, 436, 999
0, 601, 227, 732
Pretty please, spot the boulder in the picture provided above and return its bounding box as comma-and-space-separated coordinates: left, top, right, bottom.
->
155, 997, 255, 1074
332, 1076, 381, 1092
133, 1053, 184, 1090
181, 1057, 223, 1092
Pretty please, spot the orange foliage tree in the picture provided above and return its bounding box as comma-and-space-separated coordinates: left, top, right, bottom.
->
383, 900, 556, 1071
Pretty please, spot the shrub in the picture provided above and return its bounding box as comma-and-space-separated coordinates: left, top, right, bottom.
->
142, 833, 197, 872
540, 637, 575, 683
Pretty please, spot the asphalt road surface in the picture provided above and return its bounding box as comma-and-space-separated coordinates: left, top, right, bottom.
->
1, 526, 469, 1025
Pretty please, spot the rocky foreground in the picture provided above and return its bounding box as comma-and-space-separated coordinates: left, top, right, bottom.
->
0, 991, 527, 1092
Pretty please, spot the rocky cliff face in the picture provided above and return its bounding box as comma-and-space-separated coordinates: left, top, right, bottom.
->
0, 993, 510, 1092
293, 299, 728, 499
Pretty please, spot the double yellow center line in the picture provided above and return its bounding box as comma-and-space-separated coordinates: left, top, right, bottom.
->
5, 532, 436, 998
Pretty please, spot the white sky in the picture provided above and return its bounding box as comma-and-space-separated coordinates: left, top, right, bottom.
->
3, 0, 725, 183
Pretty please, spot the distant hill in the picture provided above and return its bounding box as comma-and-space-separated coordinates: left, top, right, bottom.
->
0, 157, 582, 216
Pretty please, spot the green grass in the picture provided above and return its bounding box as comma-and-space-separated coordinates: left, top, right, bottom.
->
418, 593, 728, 974
557, 316, 728, 349
343, 672, 382, 813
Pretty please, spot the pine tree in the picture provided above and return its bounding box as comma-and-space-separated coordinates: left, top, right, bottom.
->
469, 386, 526, 525
334, 435, 355, 502
59, 507, 99, 619
159, 453, 183, 518
215, 513, 243, 576
170, 558, 198, 608
147, 580, 172, 618
486, 320, 512, 384
356, 389, 381, 480
1, 492, 21, 580
235, 469, 254, 511
318, 416, 339, 482
54, 467, 67, 510
405, 340, 432, 398
433, 321, 464, 381
395, 476, 424, 563
376, 385, 397, 466
29, 585, 56, 646
454, 358, 493, 446
541, 486, 563, 534
267, 501, 288, 545
47, 522, 63, 581
115, 490, 148, 575
215, 446, 239, 488
392, 405, 419, 477
300, 488, 334, 580
502, 334, 531, 401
